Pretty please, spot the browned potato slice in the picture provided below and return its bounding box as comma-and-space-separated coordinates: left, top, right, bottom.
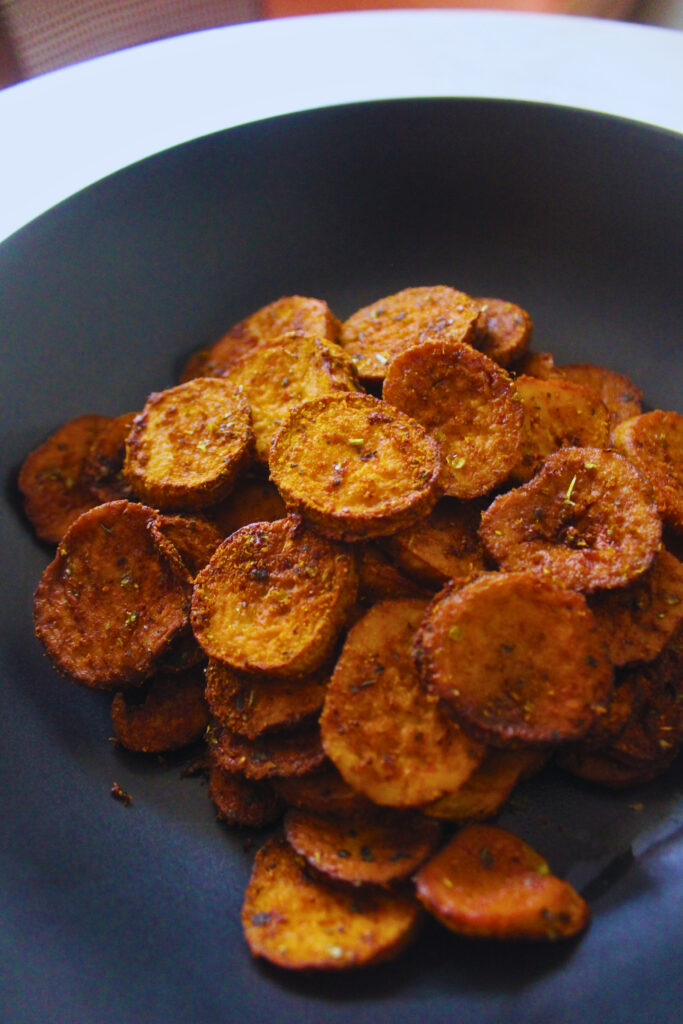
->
34, 501, 192, 689
18, 414, 110, 543
414, 824, 589, 940
383, 341, 523, 499
205, 657, 328, 738
156, 628, 206, 673
158, 514, 224, 577
613, 410, 683, 532
607, 664, 682, 768
180, 295, 340, 382
510, 350, 558, 380
209, 473, 287, 537
423, 749, 547, 822
557, 363, 642, 427
511, 375, 611, 483
320, 599, 485, 807
472, 297, 533, 368
191, 516, 357, 677
223, 332, 358, 462
269, 393, 442, 542
339, 285, 479, 386
479, 447, 662, 593
380, 498, 487, 588
83, 412, 137, 503
588, 548, 683, 667
123, 378, 254, 511
272, 766, 375, 817
242, 836, 421, 969
580, 669, 643, 750
415, 572, 613, 748
356, 542, 434, 604
111, 667, 209, 753
557, 746, 675, 789
284, 808, 442, 886
208, 760, 284, 828
212, 723, 326, 780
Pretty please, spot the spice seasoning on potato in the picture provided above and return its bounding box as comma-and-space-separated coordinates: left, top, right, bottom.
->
612, 410, 683, 532
479, 447, 662, 593
123, 377, 254, 511
557, 362, 642, 427
383, 341, 523, 500
269, 392, 443, 542
339, 285, 479, 385
191, 516, 357, 678
208, 759, 285, 828
472, 297, 533, 368
321, 599, 485, 807
111, 666, 209, 753
34, 500, 192, 688
83, 412, 137, 503
213, 722, 327, 780
415, 572, 613, 749
223, 332, 358, 462
180, 295, 340, 381
19, 413, 110, 543
414, 824, 589, 941
242, 836, 421, 969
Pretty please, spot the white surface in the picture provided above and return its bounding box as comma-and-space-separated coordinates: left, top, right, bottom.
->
1, 10, 682, 245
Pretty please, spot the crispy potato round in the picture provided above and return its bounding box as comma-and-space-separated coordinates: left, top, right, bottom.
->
208, 473, 287, 537
111, 667, 209, 753
208, 760, 284, 828
423, 748, 547, 822
472, 297, 533, 368
191, 516, 357, 677
284, 808, 442, 887
511, 350, 558, 380
212, 723, 326, 780
511, 375, 611, 483
356, 542, 434, 604
180, 296, 340, 381
415, 572, 613, 748
479, 447, 662, 593
18, 414, 109, 543
556, 746, 675, 789
157, 514, 224, 578
269, 393, 443, 542
320, 599, 485, 807
242, 836, 421, 970
414, 824, 589, 941
83, 412, 137, 503
383, 341, 523, 499
612, 410, 683, 532
223, 332, 358, 462
380, 498, 487, 588
557, 363, 642, 427
272, 767, 375, 817
339, 285, 479, 385
123, 378, 254, 511
34, 501, 192, 689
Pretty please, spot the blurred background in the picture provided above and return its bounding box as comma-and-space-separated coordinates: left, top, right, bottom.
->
1, 1, 682, 89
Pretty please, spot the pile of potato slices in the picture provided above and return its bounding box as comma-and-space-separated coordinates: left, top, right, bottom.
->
20, 286, 683, 970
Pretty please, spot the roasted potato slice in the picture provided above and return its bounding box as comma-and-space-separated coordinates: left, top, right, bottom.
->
83, 411, 137, 503
111, 666, 209, 753
383, 341, 523, 499
479, 447, 662, 593
612, 410, 683, 532
356, 542, 434, 604
414, 824, 589, 940
191, 516, 357, 677
272, 766, 375, 817
242, 837, 421, 969
320, 599, 485, 807
472, 297, 533, 368
208, 472, 287, 537
415, 572, 613, 748
123, 378, 254, 511
423, 748, 547, 822
208, 759, 284, 828
34, 501, 192, 689
556, 746, 675, 789
18, 413, 109, 543
339, 285, 479, 386
510, 350, 558, 380
380, 498, 487, 588
212, 722, 327, 780
557, 362, 642, 427
158, 514, 224, 577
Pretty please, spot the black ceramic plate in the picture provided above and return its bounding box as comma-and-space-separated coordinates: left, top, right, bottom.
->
1, 99, 682, 1024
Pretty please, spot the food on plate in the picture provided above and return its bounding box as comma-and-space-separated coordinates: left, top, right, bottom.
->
556, 362, 642, 427
111, 666, 209, 753
211, 721, 327, 780
471, 296, 533, 368
208, 759, 284, 828
423, 748, 548, 822
612, 410, 683, 532
83, 411, 138, 503
157, 513, 224, 577
208, 472, 287, 536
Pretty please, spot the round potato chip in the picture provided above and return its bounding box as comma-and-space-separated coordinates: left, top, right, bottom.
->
212, 723, 327, 780
557, 362, 642, 427
111, 666, 209, 753
423, 748, 547, 822
83, 412, 137, 503
157, 514, 224, 578
272, 767, 374, 817
208, 759, 284, 828
472, 297, 533, 368
612, 410, 683, 532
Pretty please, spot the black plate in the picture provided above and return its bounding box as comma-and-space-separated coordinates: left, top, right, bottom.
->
1, 99, 681, 1024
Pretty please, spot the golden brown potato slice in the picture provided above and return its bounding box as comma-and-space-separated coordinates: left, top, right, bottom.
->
415, 572, 613, 748
34, 501, 192, 689
423, 748, 547, 822
223, 332, 358, 462
511, 375, 611, 483
18, 414, 110, 543
510, 350, 558, 380
180, 295, 340, 381
356, 542, 434, 604
607, 663, 682, 769
157, 514, 224, 578
208, 473, 287, 537
579, 669, 643, 750
380, 498, 487, 588
479, 447, 662, 593
269, 393, 443, 542
414, 824, 589, 940
320, 599, 485, 807
557, 363, 642, 427
208, 759, 284, 828
284, 808, 442, 887
272, 766, 375, 817
111, 666, 209, 753
205, 658, 328, 738
472, 297, 533, 368
339, 285, 479, 386
612, 410, 683, 532
588, 548, 683, 667
383, 341, 523, 499
83, 412, 137, 503
242, 836, 421, 969
191, 516, 357, 677
212, 723, 326, 780
123, 378, 254, 511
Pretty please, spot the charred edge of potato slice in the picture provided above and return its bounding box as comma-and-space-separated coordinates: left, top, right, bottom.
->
413, 824, 589, 941
111, 666, 209, 753
83, 412, 138, 503
211, 722, 327, 780
471, 297, 533, 368
208, 758, 285, 828
612, 410, 683, 533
